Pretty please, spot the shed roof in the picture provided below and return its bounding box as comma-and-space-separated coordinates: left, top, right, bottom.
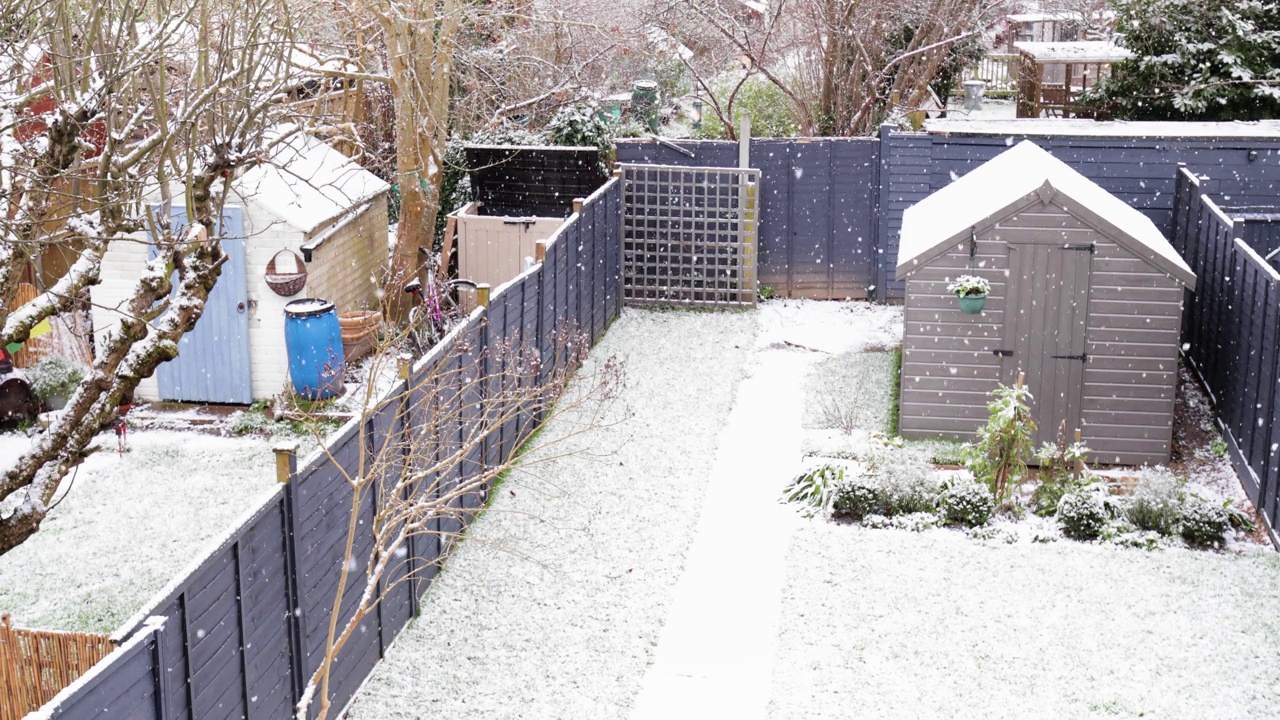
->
1014, 41, 1133, 63
235, 132, 390, 235
897, 140, 1195, 288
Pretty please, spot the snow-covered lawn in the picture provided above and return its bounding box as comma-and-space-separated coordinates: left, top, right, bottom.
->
0, 430, 278, 632
345, 307, 759, 719
769, 523, 1280, 719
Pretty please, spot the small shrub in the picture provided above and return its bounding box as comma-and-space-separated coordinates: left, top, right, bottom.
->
831, 472, 883, 521
878, 454, 941, 515
1057, 490, 1109, 541
1210, 437, 1228, 458
1181, 495, 1230, 547
1127, 467, 1185, 535
939, 479, 995, 527
783, 464, 843, 515
27, 355, 87, 401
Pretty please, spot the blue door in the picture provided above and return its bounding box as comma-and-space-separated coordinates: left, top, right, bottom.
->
151, 206, 253, 404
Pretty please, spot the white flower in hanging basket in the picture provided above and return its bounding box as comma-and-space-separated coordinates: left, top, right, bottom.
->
947, 275, 990, 297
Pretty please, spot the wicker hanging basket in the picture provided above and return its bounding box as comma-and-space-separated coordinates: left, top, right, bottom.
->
265, 250, 307, 297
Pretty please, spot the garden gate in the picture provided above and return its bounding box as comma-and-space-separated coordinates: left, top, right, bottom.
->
620, 164, 759, 307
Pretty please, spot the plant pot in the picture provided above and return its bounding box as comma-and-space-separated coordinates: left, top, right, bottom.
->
957, 293, 987, 314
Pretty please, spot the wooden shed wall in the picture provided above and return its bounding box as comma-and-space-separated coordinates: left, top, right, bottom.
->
899, 201, 1185, 465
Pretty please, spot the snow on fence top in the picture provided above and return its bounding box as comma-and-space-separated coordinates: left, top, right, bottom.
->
925, 118, 1280, 139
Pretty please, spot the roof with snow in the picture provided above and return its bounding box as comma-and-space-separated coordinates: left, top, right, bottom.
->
896, 140, 1195, 288
1014, 41, 1133, 63
234, 133, 389, 235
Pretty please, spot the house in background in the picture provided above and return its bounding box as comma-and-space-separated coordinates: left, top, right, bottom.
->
91, 133, 390, 404
896, 141, 1196, 466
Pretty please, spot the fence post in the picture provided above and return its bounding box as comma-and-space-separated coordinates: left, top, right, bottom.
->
273, 441, 306, 706
535, 240, 547, 264
476, 283, 491, 308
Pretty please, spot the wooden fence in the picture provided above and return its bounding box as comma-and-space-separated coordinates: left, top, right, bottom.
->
0, 616, 112, 720
1172, 167, 1280, 542
28, 178, 623, 720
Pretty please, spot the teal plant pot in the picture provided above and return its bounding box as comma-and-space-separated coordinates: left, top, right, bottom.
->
957, 293, 987, 314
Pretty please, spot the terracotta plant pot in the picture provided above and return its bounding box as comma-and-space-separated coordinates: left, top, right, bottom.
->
338, 311, 383, 362
957, 293, 987, 314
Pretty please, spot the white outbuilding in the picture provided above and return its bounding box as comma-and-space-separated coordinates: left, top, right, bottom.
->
92, 134, 391, 404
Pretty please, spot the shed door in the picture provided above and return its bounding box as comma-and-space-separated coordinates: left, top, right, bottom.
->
150, 206, 253, 404
1002, 243, 1092, 447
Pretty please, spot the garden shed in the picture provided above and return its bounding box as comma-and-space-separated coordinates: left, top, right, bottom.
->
91, 134, 390, 404
895, 140, 1196, 465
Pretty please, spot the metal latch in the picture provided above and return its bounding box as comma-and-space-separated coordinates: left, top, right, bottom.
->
1051, 353, 1088, 361
993, 349, 1014, 357
1062, 244, 1095, 254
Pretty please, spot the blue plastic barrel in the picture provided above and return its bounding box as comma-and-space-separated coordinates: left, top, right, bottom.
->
283, 299, 346, 400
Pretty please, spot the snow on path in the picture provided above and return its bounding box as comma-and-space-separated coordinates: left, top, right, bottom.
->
768, 523, 1280, 720
345, 308, 758, 720
0, 430, 277, 632
630, 299, 901, 719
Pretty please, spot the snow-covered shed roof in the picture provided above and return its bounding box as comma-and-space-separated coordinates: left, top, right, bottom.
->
234, 133, 389, 235
1014, 41, 1133, 63
896, 140, 1195, 288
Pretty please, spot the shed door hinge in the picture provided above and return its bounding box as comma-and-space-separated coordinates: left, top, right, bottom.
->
993, 349, 1014, 357
1051, 353, 1088, 362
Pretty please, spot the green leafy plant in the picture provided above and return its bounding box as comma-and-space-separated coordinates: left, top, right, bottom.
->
783, 464, 843, 516
964, 381, 1036, 505
694, 75, 799, 139
27, 356, 87, 402
831, 472, 883, 522
1210, 437, 1228, 458
1032, 429, 1092, 517
946, 275, 990, 297
756, 284, 775, 302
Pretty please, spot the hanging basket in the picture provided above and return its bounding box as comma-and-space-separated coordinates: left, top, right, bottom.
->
265, 250, 308, 297
957, 293, 987, 314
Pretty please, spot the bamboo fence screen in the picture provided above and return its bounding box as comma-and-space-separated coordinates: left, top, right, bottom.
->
0, 615, 113, 720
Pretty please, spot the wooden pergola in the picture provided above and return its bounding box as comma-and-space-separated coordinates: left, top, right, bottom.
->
1014, 42, 1133, 118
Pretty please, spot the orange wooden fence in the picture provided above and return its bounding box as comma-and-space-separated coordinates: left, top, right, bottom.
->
0, 615, 113, 720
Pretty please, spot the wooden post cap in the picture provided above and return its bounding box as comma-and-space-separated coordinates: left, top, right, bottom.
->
535, 240, 547, 263
572, 198, 585, 214
476, 283, 491, 308
398, 352, 413, 380
273, 442, 299, 483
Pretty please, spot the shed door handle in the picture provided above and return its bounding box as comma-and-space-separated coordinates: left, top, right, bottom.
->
993, 349, 1013, 357
236, 301, 246, 313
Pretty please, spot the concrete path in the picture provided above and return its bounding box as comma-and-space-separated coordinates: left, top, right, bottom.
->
629, 348, 810, 720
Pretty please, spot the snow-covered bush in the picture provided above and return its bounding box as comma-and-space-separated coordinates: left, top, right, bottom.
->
1126, 467, 1186, 535
946, 275, 990, 297
545, 102, 615, 174
1031, 436, 1091, 517
831, 472, 883, 521
1057, 490, 1109, 541
1181, 496, 1230, 548
939, 479, 995, 528
27, 356, 87, 402
832, 453, 940, 522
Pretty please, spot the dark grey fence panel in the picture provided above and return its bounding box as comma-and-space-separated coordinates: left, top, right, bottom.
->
618, 138, 878, 299
34, 177, 625, 720
43, 624, 163, 720
1173, 168, 1280, 542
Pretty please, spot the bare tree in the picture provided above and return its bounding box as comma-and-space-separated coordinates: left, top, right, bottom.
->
295, 321, 624, 720
0, 0, 318, 554
652, 0, 1005, 136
